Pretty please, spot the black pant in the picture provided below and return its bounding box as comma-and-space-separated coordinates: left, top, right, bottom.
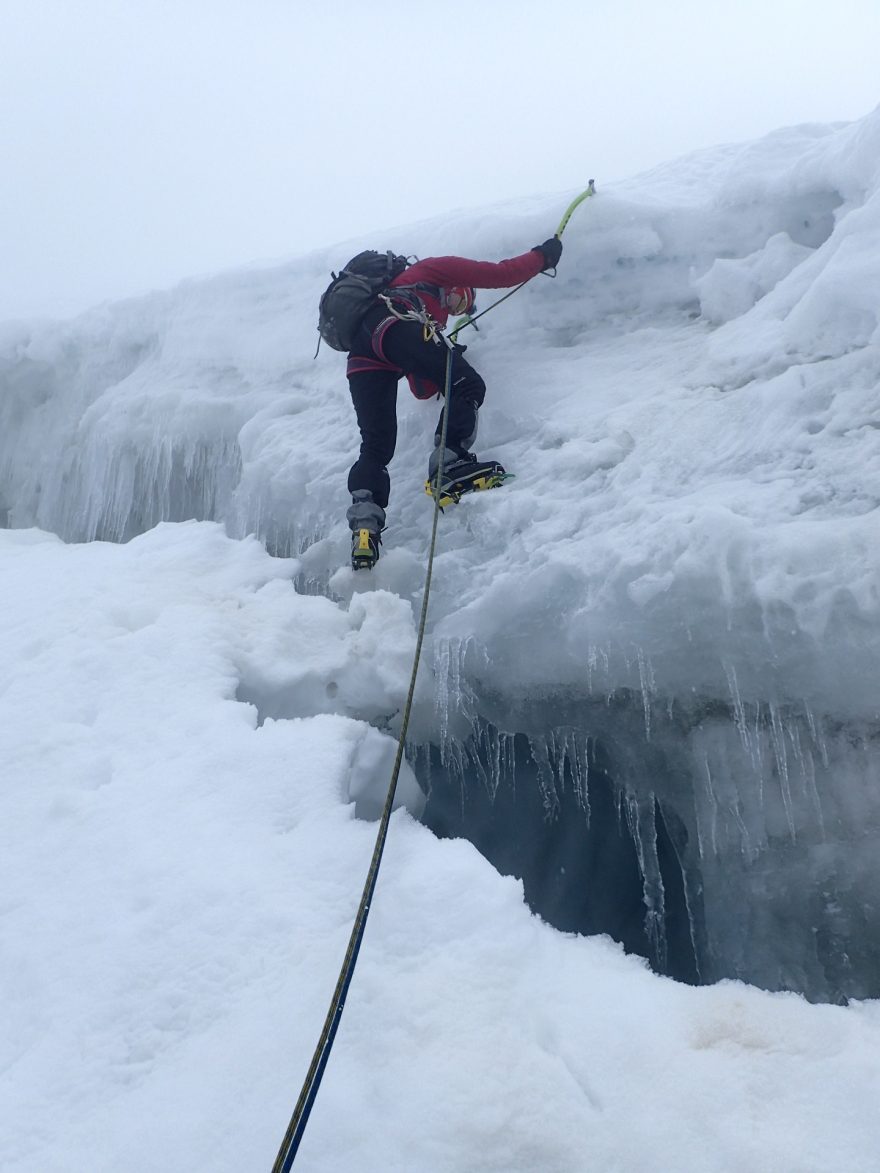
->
347, 318, 486, 508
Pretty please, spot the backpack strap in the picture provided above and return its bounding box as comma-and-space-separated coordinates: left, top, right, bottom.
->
382, 281, 442, 311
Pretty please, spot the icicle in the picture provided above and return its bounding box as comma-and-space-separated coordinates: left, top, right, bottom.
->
789, 717, 825, 836
752, 703, 766, 812
624, 793, 667, 971
502, 730, 516, 800
769, 702, 797, 842
450, 638, 464, 724
804, 701, 830, 768
548, 727, 592, 824
725, 661, 749, 754
434, 640, 451, 756
700, 753, 719, 857
636, 647, 655, 741
469, 727, 490, 794
528, 735, 560, 820
569, 729, 591, 825
681, 865, 704, 985
485, 722, 502, 801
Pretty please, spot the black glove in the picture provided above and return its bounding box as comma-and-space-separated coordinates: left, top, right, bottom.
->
534, 236, 563, 270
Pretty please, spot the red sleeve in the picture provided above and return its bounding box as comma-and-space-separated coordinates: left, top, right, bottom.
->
397, 249, 544, 290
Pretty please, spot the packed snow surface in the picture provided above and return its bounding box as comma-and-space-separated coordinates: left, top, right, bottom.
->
2, 524, 879, 1173
2, 109, 880, 1169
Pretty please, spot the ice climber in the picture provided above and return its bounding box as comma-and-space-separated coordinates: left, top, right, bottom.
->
342, 237, 563, 569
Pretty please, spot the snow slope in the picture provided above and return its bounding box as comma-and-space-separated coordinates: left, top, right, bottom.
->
2, 523, 879, 1172
2, 109, 880, 1168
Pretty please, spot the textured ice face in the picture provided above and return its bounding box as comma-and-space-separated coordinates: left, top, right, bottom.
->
1, 111, 879, 1001
417, 663, 880, 1002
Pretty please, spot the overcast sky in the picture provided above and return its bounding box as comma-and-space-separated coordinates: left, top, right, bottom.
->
2, 0, 878, 320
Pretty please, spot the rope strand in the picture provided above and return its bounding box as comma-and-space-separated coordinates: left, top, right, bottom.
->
270, 340, 455, 1173
273, 184, 597, 1166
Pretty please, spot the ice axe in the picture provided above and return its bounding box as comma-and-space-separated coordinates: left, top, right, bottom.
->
450, 180, 597, 341
555, 179, 596, 239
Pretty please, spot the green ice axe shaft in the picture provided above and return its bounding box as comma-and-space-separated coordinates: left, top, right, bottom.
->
555, 179, 596, 238
450, 180, 597, 340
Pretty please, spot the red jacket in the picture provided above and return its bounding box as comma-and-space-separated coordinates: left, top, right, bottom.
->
387, 249, 545, 328
347, 248, 545, 394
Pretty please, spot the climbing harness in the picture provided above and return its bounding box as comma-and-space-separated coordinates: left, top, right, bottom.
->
376, 290, 444, 344
271, 182, 597, 1169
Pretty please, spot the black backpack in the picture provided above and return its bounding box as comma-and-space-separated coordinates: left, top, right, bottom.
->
317, 250, 409, 352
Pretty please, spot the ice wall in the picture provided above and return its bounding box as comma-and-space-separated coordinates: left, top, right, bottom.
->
415, 659, 879, 1001
2, 110, 879, 1000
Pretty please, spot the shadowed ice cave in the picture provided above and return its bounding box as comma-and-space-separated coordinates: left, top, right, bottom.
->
413, 688, 880, 1005
418, 730, 704, 987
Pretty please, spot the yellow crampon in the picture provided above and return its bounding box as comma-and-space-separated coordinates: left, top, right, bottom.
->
424, 470, 509, 508
424, 480, 461, 508
351, 527, 378, 569
471, 472, 508, 493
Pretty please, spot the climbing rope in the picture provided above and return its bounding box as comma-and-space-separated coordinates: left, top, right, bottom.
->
271, 182, 597, 1169
270, 340, 455, 1173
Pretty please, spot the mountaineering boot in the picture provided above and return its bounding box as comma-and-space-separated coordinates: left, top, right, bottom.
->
351, 527, 380, 569
347, 490, 386, 570
425, 447, 508, 508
